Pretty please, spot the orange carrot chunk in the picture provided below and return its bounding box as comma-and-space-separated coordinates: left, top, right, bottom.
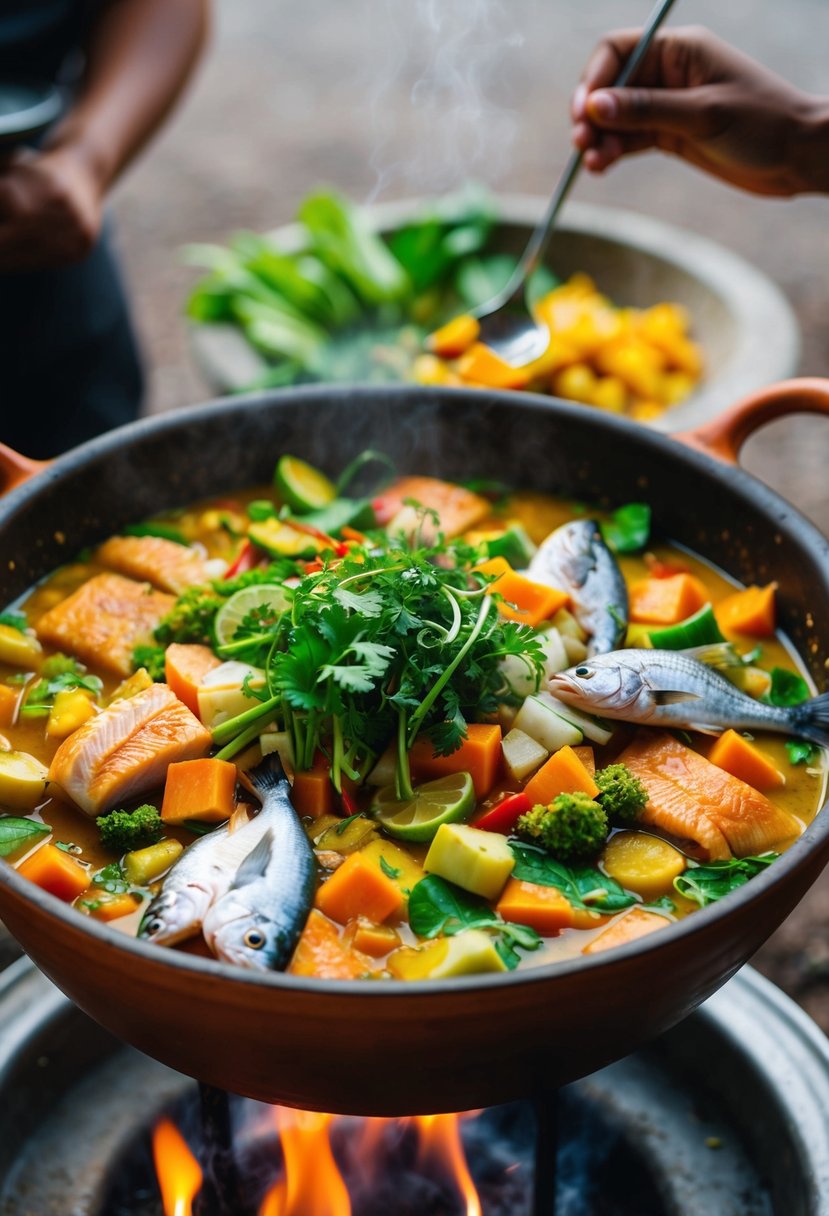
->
291, 766, 335, 819
457, 342, 533, 390
343, 918, 402, 957
715, 583, 777, 637
409, 722, 502, 799
18, 843, 90, 902
582, 906, 670, 954
523, 744, 600, 807
165, 643, 222, 715
629, 573, 708, 625
84, 892, 142, 922
427, 314, 480, 359
0, 684, 18, 728
477, 557, 569, 627
708, 729, 785, 792
161, 758, 237, 825
289, 910, 373, 979
315, 853, 403, 925
496, 878, 576, 935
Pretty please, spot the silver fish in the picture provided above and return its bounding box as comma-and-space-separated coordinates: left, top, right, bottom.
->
202, 754, 315, 971
138, 807, 271, 946
527, 519, 627, 655
549, 648, 829, 746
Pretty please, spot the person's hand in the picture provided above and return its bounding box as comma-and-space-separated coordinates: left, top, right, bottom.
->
571, 25, 829, 196
0, 144, 103, 272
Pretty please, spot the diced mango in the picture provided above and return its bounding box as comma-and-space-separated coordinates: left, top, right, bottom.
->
315, 852, 403, 925
495, 878, 575, 935
708, 730, 785, 792
359, 837, 426, 897
457, 343, 532, 390
601, 831, 686, 902
387, 929, 508, 980
46, 688, 97, 739
424, 823, 514, 900
110, 668, 154, 702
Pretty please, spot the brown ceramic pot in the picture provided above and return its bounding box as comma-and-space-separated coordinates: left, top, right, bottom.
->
0, 379, 828, 1115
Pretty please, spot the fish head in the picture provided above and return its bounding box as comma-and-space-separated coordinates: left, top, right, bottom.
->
549, 655, 654, 718
138, 887, 205, 946
206, 899, 289, 970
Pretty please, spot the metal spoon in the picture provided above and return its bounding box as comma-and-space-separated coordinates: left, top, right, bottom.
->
473, 0, 679, 367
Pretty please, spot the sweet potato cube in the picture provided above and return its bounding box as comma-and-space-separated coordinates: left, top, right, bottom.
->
571, 745, 595, 775
457, 342, 532, 390
292, 767, 335, 819
315, 852, 403, 925
18, 843, 90, 902
84, 892, 142, 922
708, 729, 785, 792
523, 744, 600, 806
165, 643, 222, 715
496, 878, 575, 935
715, 583, 777, 638
343, 918, 401, 957
427, 314, 480, 359
477, 557, 569, 627
628, 574, 707, 625
289, 910, 373, 978
582, 906, 670, 955
409, 722, 502, 799
161, 758, 237, 825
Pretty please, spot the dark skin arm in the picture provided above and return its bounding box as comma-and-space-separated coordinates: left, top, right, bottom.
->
570, 25, 829, 197
0, 0, 210, 272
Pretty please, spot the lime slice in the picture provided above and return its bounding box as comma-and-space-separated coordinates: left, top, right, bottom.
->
274, 455, 336, 513
372, 772, 476, 842
214, 583, 292, 649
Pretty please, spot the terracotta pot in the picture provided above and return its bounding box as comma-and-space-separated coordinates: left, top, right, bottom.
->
0, 379, 828, 1115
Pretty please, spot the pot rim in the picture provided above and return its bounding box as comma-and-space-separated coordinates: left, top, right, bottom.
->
2, 383, 828, 1000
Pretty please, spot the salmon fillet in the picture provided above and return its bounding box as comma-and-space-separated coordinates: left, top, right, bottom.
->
373, 476, 489, 541
97, 536, 212, 595
619, 732, 801, 860
49, 684, 211, 816
35, 573, 175, 677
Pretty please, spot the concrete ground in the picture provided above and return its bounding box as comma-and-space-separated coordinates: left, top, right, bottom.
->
11, 2, 829, 1025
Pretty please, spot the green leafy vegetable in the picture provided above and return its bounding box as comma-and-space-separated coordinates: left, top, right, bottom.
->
0, 817, 50, 858
92, 863, 130, 895
408, 875, 541, 970
0, 612, 27, 632
766, 668, 810, 707
20, 659, 103, 718
132, 645, 167, 682
601, 503, 651, 554
509, 841, 637, 912
122, 522, 188, 546
674, 854, 778, 908
378, 855, 401, 880
299, 191, 409, 306
786, 740, 820, 766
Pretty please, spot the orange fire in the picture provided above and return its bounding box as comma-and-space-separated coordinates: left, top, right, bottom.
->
415, 1113, 483, 1216
152, 1117, 203, 1216
260, 1109, 351, 1216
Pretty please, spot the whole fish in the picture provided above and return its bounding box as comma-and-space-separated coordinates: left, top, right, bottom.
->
527, 520, 627, 655
549, 648, 829, 746
202, 754, 316, 971
138, 805, 267, 947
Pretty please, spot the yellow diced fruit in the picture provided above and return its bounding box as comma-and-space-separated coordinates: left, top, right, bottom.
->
360, 838, 425, 897
0, 623, 42, 669
588, 376, 627, 413
387, 929, 508, 980
411, 353, 456, 386
660, 371, 697, 405
124, 839, 184, 886
110, 668, 154, 702
553, 363, 597, 403
0, 685, 19, 728
629, 399, 666, 422
46, 689, 96, 739
601, 831, 686, 902
596, 341, 664, 399
0, 750, 49, 808
343, 918, 401, 958
424, 823, 514, 900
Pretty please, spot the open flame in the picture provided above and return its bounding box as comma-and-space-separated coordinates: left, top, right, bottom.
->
260, 1109, 351, 1216
152, 1117, 202, 1216
415, 1114, 483, 1216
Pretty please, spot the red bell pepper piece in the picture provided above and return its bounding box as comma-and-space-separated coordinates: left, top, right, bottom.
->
223, 539, 258, 579
475, 792, 531, 834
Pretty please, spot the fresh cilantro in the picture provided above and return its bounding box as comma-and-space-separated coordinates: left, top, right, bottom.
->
334, 812, 364, 836
378, 855, 401, 880
408, 875, 541, 970
92, 863, 130, 895
674, 854, 778, 908
786, 740, 820, 766
509, 841, 636, 912
766, 668, 810, 707
601, 503, 651, 554
0, 612, 26, 632
21, 664, 103, 717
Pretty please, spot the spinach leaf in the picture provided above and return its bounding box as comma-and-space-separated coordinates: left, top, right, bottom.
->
0, 612, 26, 632
509, 841, 636, 912
0, 817, 49, 858
122, 522, 188, 546
673, 854, 778, 908
408, 875, 541, 970
601, 503, 651, 554
786, 740, 820, 766
767, 668, 810, 707
299, 192, 409, 306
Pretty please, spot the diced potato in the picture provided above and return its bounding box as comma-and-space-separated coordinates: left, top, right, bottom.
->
314, 815, 378, 855
500, 628, 569, 697
538, 692, 614, 746
387, 929, 508, 980
560, 634, 589, 664
601, 831, 686, 902
0, 750, 49, 808
110, 668, 154, 702
124, 839, 184, 886
552, 607, 587, 643
424, 823, 514, 900
0, 624, 42, 669
197, 661, 266, 729
260, 729, 295, 772
513, 695, 583, 753
46, 689, 97, 739
502, 728, 549, 783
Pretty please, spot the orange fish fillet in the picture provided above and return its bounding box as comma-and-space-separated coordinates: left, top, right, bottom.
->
96, 536, 212, 595
618, 732, 801, 860
49, 684, 211, 816
36, 573, 175, 677
373, 476, 489, 541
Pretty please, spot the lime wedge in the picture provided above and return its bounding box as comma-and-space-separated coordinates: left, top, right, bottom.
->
274, 455, 336, 513
372, 772, 476, 842
214, 583, 292, 649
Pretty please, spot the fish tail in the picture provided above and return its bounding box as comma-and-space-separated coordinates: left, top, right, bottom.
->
240, 752, 290, 802
793, 691, 829, 748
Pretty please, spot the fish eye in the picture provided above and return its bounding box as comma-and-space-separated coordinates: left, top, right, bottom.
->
244, 928, 266, 949
575, 666, 594, 678
145, 918, 164, 935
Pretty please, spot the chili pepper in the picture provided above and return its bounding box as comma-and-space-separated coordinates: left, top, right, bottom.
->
223, 539, 258, 579
288, 518, 345, 553
341, 525, 369, 545
340, 787, 359, 817
475, 792, 532, 834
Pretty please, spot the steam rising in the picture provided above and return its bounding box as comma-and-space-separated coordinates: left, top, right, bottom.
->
368, 0, 524, 200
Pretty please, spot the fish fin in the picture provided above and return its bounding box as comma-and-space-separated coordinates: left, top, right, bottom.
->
684, 722, 725, 737
231, 829, 274, 887
793, 691, 829, 749
651, 689, 703, 705
683, 642, 740, 670
239, 752, 289, 803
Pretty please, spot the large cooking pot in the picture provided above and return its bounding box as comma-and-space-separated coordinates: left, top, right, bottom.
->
1, 380, 828, 1116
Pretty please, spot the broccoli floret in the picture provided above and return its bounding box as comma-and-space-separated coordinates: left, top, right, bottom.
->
154, 585, 221, 647
595, 763, 649, 825
97, 805, 162, 852
41, 652, 84, 678
132, 644, 167, 682
517, 792, 608, 862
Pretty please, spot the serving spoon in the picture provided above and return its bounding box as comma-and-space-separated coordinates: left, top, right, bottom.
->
473, 0, 679, 367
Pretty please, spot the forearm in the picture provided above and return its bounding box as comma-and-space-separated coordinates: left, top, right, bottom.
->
790, 95, 829, 194
44, 0, 210, 194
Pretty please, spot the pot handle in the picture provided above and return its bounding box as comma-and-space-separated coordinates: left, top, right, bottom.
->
0, 444, 49, 495
676, 377, 829, 464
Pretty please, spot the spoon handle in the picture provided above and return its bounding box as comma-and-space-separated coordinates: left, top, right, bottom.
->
508, 0, 679, 294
